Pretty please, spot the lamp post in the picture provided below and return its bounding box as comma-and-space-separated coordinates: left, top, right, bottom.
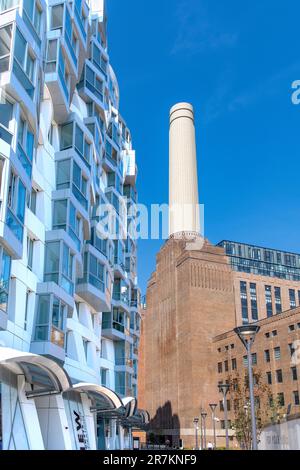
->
209, 403, 217, 449
193, 418, 199, 450
234, 324, 260, 451
201, 411, 207, 449
218, 383, 230, 449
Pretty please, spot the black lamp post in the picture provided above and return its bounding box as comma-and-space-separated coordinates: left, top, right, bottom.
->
209, 403, 217, 449
201, 411, 207, 449
193, 417, 199, 450
234, 324, 260, 450
218, 383, 230, 449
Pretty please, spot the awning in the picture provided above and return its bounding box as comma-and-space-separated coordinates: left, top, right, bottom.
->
122, 396, 137, 418
122, 408, 150, 429
69, 383, 124, 415
0, 347, 71, 398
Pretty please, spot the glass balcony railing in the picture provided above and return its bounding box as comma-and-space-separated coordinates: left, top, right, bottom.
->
17, 143, 32, 178
72, 184, 88, 211
6, 208, 23, 242
77, 271, 105, 292
74, 0, 86, 41
13, 60, 34, 98
68, 226, 81, 252
23, 8, 41, 47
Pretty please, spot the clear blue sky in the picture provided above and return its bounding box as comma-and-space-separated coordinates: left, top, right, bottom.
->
106, 0, 300, 295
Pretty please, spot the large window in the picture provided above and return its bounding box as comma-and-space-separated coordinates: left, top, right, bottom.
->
0, 247, 11, 313
53, 199, 81, 251
72, 161, 87, 209
34, 294, 66, 347
0, 94, 13, 145
0, 24, 12, 73
17, 115, 34, 177
240, 281, 248, 324
289, 289, 296, 309
79, 252, 105, 292
13, 28, 35, 97
23, 0, 42, 44
51, 3, 64, 30
265, 286, 273, 317
6, 171, 26, 242
44, 241, 74, 296
85, 65, 104, 102
250, 283, 258, 321
274, 287, 282, 314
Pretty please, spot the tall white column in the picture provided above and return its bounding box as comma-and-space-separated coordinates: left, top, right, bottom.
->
169, 103, 200, 237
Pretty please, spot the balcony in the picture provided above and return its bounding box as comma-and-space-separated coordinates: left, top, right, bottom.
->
77, 62, 105, 110
45, 39, 70, 123
76, 248, 111, 312
31, 293, 67, 363
102, 310, 130, 341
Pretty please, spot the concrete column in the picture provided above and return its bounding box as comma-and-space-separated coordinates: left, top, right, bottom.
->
169, 103, 200, 237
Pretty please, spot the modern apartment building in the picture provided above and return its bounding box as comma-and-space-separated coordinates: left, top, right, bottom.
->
0, 0, 146, 450
138, 103, 300, 449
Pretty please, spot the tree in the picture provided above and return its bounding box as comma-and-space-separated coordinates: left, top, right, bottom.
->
227, 370, 284, 450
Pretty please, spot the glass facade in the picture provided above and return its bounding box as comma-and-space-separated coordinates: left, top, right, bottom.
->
218, 240, 300, 281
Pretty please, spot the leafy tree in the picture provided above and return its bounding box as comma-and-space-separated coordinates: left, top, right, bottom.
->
227, 370, 284, 450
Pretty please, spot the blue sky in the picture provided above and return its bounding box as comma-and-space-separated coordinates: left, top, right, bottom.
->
106, 0, 300, 295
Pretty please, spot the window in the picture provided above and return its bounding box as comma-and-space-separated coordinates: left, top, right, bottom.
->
219, 400, 224, 412
13, 28, 36, 96
224, 360, 229, 372
289, 324, 295, 332
0, 24, 12, 74
34, 294, 66, 343
60, 122, 73, 150
276, 370, 283, 384
44, 241, 74, 295
56, 160, 71, 189
274, 347, 281, 360
265, 332, 270, 339
294, 391, 300, 406
83, 339, 89, 360
52, 296, 66, 331
75, 124, 90, 164
285, 254, 296, 267
0, 248, 11, 313
24, 290, 30, 330
274, 287, 282, 314
72, 161, 88, 208
240, 281, 249, 324
265, 350, 270, 363
265, 286, 273, 317
51, 4, 64, 30
243, 355, 248, 367
277, 393, 285, 407
218, 362, 222, 373
6, 171, 26, 241
291, 367, 298, 381
101, 368, 108, 387
232, 358, 237, 370
272, 330, 277, 337
23, 0, 42, 35
266, 372, 272, 385
264, 250, 274, 263
28, 188, 37, 214
85, 64, 104, 102
289, 289, 296, 309
45, 39, 57, 73
250, 283, 258, 321
252, 353, 257, 366
289, 343, 295, 357
27, 237, 34, 270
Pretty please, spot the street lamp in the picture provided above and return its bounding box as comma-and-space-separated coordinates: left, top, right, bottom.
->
218, 383, 230, 449
209, 403, 217, 449
201, 411, 207, 449
193, 418, 199, 450
234, 324, 260, 451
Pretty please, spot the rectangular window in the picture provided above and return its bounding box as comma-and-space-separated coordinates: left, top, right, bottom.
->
266, 372, 272, 385
294, 391, 300, 406
265, 350, 270, 363
27, 237, 34, 270
252, 353, 257, 366
274, 347, 281, 360
101, 368, 108, 387
224, 360, 229, 372
289, 289, 296, 309
243, 355, 248, 367
289, 343, 295, 357
277, 393, 285, 407
240, 281, 249, 324
274, 287, 282, 314
276, 369, 283, 383
265, 285, 273, 317
51, 4, 64, 30
291, 367, 298, 381
232, 358, 237, 370
250, 283, 258, 321
24, 290, 30, 330
218, 362, 222, 374
56, 159, 71, 189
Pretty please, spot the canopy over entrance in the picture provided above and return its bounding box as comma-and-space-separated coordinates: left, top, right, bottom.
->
69, 383, 124, 416
0, 347, 72, 398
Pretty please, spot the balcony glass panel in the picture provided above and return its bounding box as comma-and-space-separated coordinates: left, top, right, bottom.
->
74, 0, 86, 41
58, 50, 69, 102
0, 24, 12, 72
23, 0, 42, 46
64, 8, 77, 66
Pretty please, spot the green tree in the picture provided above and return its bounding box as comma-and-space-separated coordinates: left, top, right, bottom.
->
227, 370, 284, 450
